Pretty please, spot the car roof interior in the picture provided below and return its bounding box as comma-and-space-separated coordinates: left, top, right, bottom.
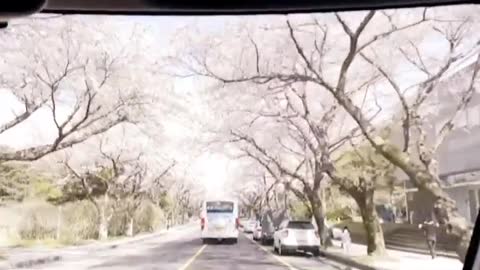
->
43, 0, 479, 14
1, 0, 478, 18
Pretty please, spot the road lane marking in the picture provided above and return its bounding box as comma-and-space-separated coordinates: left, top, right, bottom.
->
178, 244, 207, 270
244, 234, 299, 270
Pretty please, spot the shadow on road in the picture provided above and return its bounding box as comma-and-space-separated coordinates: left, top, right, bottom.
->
256, 241, 352, 270
192, 237, 285, 270
88, 238, 201, 269
202, 239, 237, 245
82, 231, 353, 270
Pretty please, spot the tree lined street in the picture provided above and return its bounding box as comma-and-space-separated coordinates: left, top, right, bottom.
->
9, 226, 355, 270
1, 4, 479, 270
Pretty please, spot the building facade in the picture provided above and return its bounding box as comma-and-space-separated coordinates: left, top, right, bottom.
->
405, 58, 480, 224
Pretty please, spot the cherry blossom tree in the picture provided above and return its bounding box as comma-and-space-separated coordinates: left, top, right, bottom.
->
171, 6, 480, 260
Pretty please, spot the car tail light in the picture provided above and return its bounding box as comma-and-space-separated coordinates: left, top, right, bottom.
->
282, 230, 289, 238
201, 218, 205, 230
236, 218, 240, 229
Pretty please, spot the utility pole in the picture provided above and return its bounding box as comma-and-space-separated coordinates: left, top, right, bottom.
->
404, 179, 410, 224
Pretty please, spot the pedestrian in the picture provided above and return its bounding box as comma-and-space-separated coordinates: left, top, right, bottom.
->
418, 219, 439, 259
391, 205, 397, 223
341, 226, 351, 254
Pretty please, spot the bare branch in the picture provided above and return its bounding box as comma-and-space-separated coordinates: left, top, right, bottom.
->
0, 114, 129, 162
231, 130, 307, 183
356, 9, 428, 53
433, 53, 480, 152
360, 52, 411, 152
0, 102, 44, 135
312, 21, 328, 75
286, 20, 323, 82
247, 33, 261, 74
277, 137, 304, 157
153, 160, 177, 184
399, 40, 431, 75
63, 161, 99, 210
336, 11, 376, 93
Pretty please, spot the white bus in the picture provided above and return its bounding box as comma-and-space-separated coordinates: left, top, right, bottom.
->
200, 200, 239, 244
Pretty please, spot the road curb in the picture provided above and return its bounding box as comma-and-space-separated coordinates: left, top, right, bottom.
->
0, 255, 61, 270
243, 233, 298, 270
13, 255, 61, 269
96, 222, 195, 250
90, 230, 169, 250
318, 250, 382, 270
1, 222, 195, 269
75, 222, 194, 251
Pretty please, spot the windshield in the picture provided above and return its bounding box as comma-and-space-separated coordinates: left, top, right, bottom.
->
0, 4, 476, 270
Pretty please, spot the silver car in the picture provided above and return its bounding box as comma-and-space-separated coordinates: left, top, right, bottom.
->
243, 219, 257, 233
253, 222, 262, 241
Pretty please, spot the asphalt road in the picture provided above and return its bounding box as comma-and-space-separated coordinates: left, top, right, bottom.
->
25, 225, 355, 270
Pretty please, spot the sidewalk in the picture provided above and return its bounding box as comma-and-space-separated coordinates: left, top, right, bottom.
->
0, 222, 195, 269
321, 240, 463, 270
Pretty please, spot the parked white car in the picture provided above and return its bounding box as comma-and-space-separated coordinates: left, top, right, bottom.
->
253, 222, 262, 241
273, 220, 320, 256
243, 219, 257, 233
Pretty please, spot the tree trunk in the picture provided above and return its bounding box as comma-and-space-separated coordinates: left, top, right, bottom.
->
125, 216, 134, 237
56, 205, 62, 240
98, 213, 109, 241
98, 194, 110, 240
356, 190, 386, 256
273, 190, 280, 209
332, 92, 472, 261
308, 191, 331, 248
380, 146, 471, 261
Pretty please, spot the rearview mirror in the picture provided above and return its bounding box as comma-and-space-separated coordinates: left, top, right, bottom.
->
0, 0, 46, 22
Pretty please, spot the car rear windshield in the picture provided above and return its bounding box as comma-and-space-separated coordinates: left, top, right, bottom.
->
206, 201, 234, 213
287, 222, 314, 229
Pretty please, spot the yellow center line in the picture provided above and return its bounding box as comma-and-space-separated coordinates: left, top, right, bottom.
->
178, 244, 207, 270
244, 234, 298, 270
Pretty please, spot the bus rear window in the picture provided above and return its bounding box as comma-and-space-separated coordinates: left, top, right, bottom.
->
287, 222, 314, 229
206, 201, 234, 213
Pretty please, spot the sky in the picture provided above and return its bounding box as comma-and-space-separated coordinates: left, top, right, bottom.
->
0, 14, 240, 199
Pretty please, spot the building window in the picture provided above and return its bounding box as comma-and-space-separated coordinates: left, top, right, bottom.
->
467, 105, 480, 128
454, 110, 468, 129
